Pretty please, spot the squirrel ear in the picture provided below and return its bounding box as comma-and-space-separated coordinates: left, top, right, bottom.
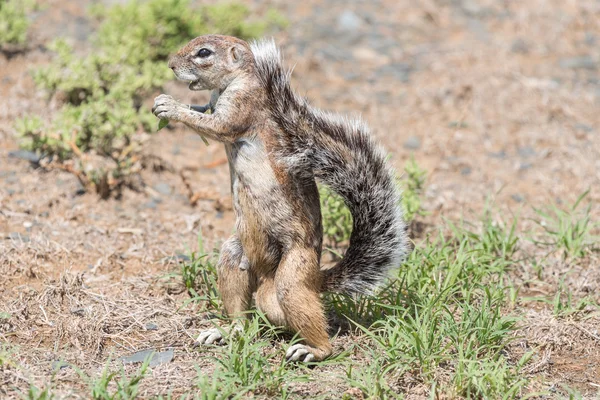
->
230, 45, 243, 64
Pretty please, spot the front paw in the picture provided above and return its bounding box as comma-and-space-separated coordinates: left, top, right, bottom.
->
152, 94, 183, 120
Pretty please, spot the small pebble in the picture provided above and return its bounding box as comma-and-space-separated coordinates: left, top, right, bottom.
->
145, 322, 159, 331
337, 10, 363, 31
120, 348, 174, 367
8, 150, 41, 164
403, 136, 421, 150
517, 146, 536, 158
52, 361, 70, 371
511, 38, 529, 54
511, 194, 524, 203
153, 182, 172, 196
488, 151, 506, 159
559, 56, 597, 70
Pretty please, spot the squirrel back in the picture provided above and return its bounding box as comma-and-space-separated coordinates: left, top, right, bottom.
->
250, 39, 409, 295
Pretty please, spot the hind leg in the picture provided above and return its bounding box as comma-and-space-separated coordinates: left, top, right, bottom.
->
255, 277, 287, 327
255, 246, 332, 362
196, 236, 255, 345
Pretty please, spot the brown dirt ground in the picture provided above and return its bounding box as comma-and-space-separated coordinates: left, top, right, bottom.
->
1, 0, 599, 398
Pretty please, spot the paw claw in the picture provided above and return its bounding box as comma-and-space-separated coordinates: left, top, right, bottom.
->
152, 94, 182, 120
285, 344, 316, 363
195, 328, 224, 346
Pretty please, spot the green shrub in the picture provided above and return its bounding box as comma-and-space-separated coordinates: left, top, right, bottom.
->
319, 184, 353, 249
0, 0, 36, 48
16, 0, 283, 195
531, 190, 598, 259
401, 155, 428, 222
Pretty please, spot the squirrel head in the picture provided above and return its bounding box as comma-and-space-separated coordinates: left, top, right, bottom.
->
168, 35, 254, 91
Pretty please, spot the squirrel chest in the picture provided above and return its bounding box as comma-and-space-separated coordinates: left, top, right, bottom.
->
225, 137, 293, 271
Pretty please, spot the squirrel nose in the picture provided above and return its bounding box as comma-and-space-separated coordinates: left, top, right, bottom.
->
167, 58, 176, 70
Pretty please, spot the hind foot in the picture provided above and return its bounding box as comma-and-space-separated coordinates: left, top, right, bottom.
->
285, 343, 331, 363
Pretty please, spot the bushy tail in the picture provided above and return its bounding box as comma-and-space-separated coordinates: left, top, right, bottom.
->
250, 39, 409, 295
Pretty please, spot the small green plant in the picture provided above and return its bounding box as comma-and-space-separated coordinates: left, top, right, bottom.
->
326, 209, 528, 398
319, 184, 353, 250
450, 208, 520, 261
197, 314, 311, 398
16, 0, 283, 196
25, 385, 54, 400
0, 344, 16, 368
344, 351, 399, 399
531, 190, 597, 259
178, 232, 220, 310
0, 0, 36, 49
87, 357, 150, 400
401, 156, 428, 222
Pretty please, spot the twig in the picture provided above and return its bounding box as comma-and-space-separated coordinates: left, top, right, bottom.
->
45, 161, 90, 190
571, 323, 600, 341
179, 169, 197, 206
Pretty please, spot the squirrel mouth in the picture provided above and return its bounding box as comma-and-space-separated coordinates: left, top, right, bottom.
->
189, 80, 199, 89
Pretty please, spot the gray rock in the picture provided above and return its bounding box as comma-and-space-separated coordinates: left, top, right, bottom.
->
460, 167, 472, 175
466, 18, 490, 42
337, 10, 363, 31
74, 182, 86, 196
121, 348, 174, 367
519, 162, 532, 171
153, 182, 172, 196
145, 322, 159, 331
559, 56, 597, 70
142, 200, 158, 210
378, 62, 412, 82
461, 0, 485, 16
70, 308, 85, 316
574, 123, 593, 133
488, 151, 507, 159
517, 146, 536, 158
511, 194, 524, 203
511, 38, 529, 54
52, 361, 70, 371
403, 136, 421, 150
8, 150, 41, 164
176, 254, 191, 262
585, 33, 596, 46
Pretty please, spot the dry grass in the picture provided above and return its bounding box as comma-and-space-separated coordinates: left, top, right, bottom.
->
1, 0, 599, 398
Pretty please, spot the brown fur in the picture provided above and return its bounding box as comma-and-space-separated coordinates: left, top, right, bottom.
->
153, 35, 331, 361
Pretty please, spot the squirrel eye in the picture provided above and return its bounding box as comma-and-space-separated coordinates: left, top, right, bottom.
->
196, 48, 212, 58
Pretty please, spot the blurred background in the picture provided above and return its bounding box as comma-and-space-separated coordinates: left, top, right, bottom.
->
0, 0, 599, 398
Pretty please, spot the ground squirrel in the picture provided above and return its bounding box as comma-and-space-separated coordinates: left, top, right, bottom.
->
152, 34, 409, 362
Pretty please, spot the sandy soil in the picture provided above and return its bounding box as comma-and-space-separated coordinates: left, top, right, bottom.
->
1, 0, 599, 398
